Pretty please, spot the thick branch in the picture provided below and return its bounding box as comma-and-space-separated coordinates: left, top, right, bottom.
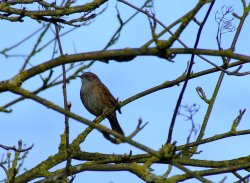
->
0, 47, 250, 92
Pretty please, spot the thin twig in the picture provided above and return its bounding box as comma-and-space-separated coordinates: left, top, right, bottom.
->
54, 24, 71, 177
0, 143, 33, 152
166, 0, 216, 144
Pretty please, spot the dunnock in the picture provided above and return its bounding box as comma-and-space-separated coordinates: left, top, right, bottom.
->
79, 72, 124, 135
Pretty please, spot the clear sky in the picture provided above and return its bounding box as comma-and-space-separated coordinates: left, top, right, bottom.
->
1, 0, 250, 182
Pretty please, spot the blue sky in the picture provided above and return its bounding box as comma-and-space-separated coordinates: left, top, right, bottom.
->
1, 0, 250, 182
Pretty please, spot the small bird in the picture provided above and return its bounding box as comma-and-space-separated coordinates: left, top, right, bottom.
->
79, 72, 124, 135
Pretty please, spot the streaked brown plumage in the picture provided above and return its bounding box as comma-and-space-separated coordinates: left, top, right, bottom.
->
79, 72, 124, 135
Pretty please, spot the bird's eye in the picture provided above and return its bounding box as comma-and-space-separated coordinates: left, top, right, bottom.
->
84, 74, 90, 78
84, 74, 92, 80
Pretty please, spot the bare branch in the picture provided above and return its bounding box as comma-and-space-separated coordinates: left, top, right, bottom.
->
0, 142, 34, 153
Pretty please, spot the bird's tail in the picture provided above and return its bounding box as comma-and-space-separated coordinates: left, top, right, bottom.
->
108, 113, 124, 135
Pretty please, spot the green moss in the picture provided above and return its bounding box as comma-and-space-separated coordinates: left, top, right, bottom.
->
156, 40, 169, 50
244, 5, 250, 13
159, 144, 175, 159
131, 163, 151, 180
